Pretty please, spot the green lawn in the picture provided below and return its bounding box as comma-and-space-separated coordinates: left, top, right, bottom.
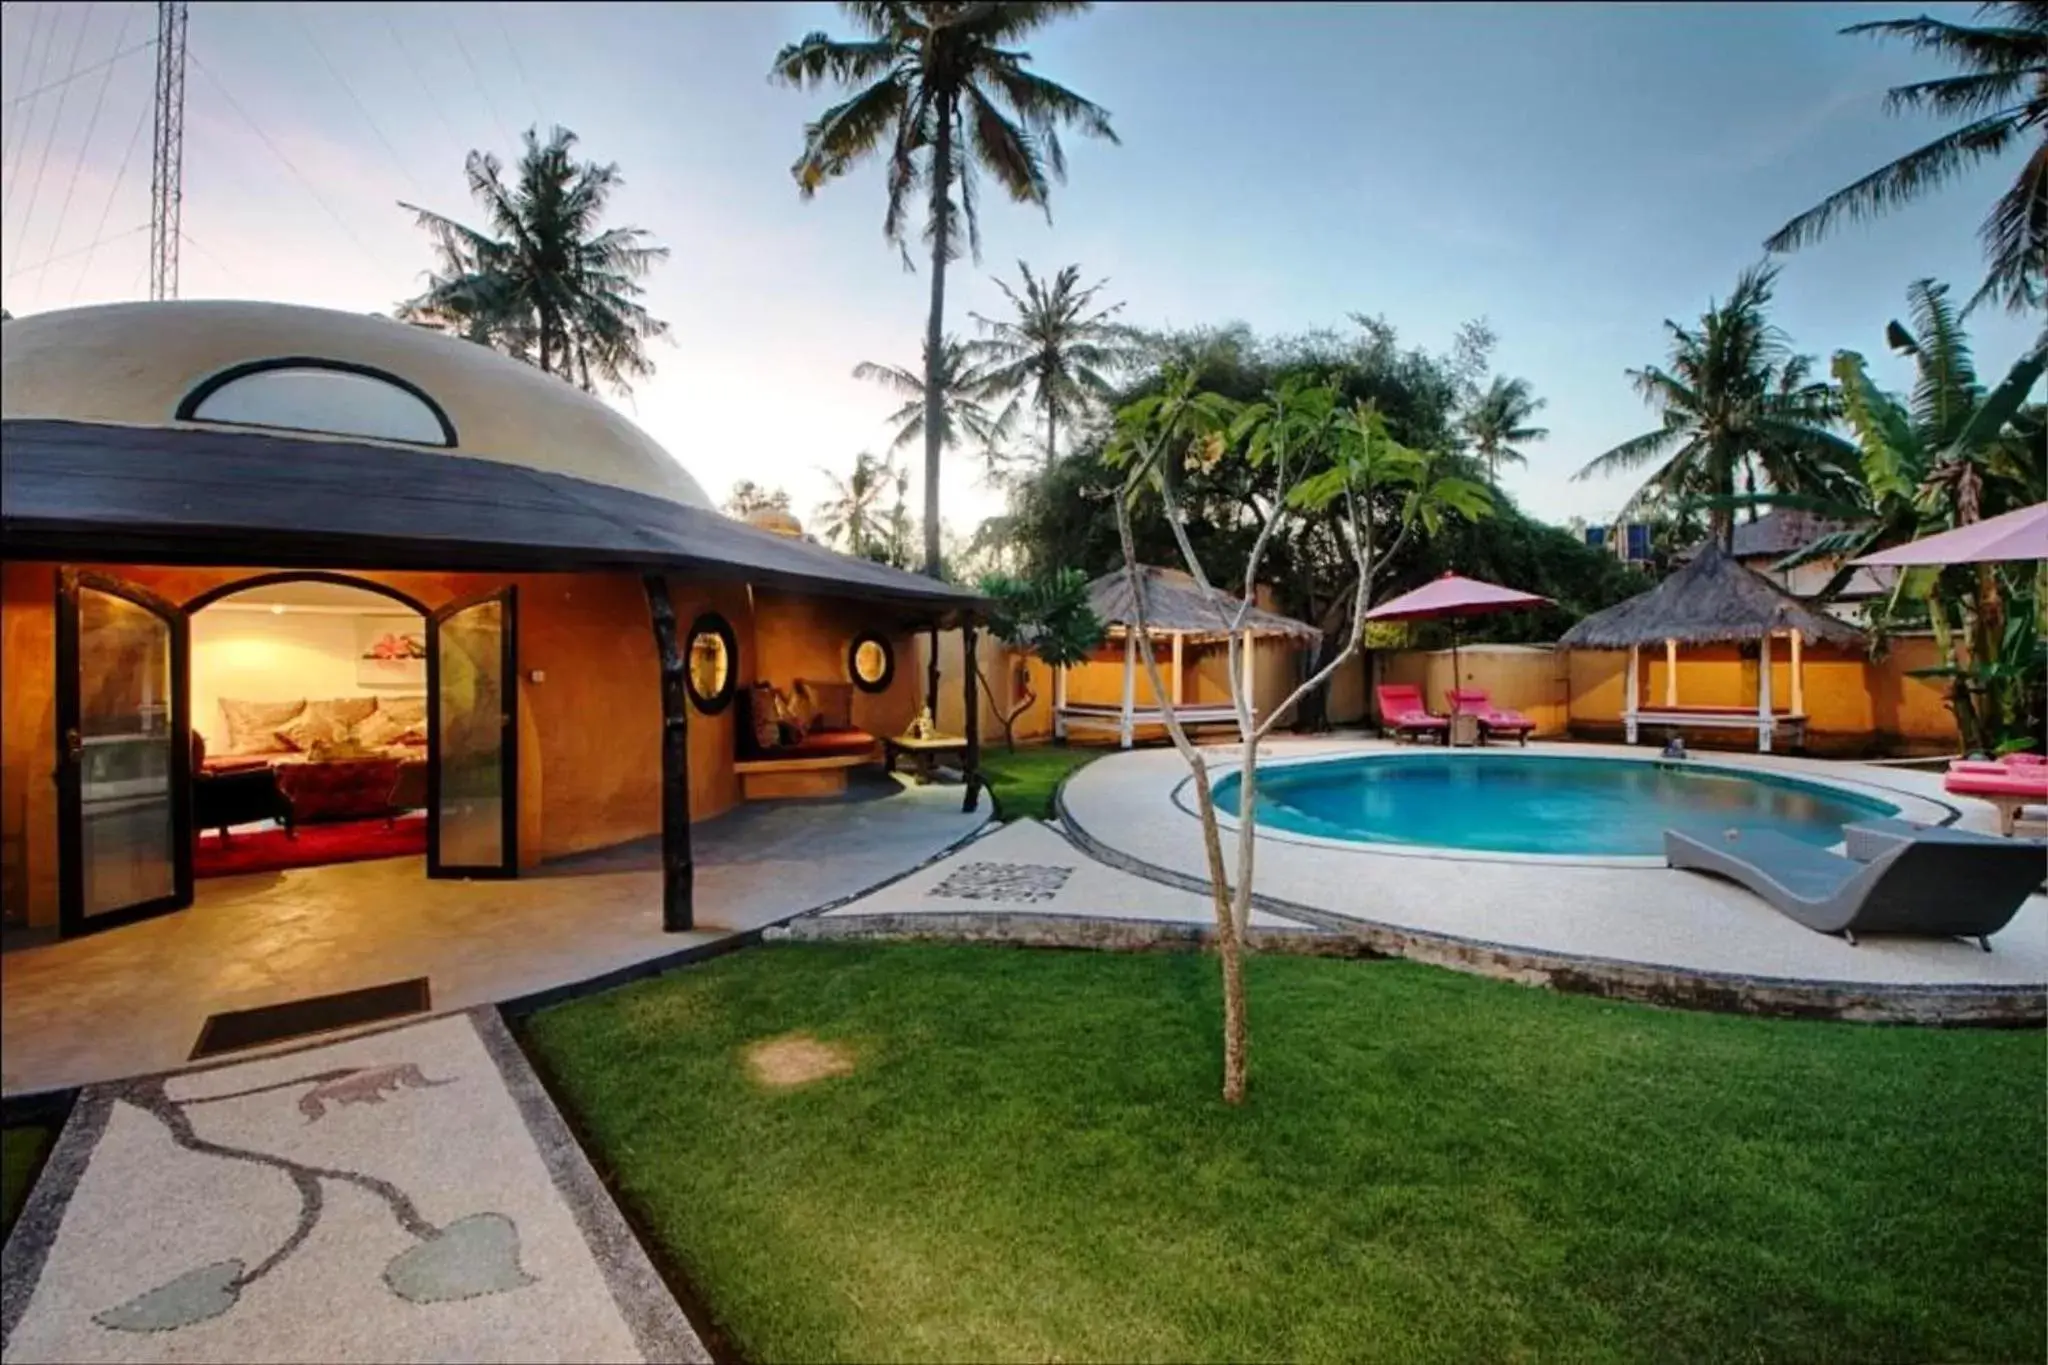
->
1, 1126, 52, 1239
523, 943, 2046, 1364
974, 744, 1099, 820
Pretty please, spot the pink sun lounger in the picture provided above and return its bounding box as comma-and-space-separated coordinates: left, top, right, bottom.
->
1376, 684, 1447, 744
1943, 761, 2048, 837
1447, 688, 1535, 746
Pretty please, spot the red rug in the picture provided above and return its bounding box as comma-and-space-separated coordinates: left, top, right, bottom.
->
195, 817, 426, 878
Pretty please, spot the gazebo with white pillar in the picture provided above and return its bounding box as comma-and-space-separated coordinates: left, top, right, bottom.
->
1053, 565, 1322, 749
1559, 541, 1862, 753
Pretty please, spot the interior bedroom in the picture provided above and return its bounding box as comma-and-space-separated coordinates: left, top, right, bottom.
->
190, 579, 429, 878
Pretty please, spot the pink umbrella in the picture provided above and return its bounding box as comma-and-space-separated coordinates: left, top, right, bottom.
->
1851, 501, 2048, 566
1366, 572, 1552, 707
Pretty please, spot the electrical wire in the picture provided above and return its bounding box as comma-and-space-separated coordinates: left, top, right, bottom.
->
441, 1, 516, 147
378, 4, 462, 152
187, 50, 386, 273
178, 227, 238, 287
2, 34, 151, 110
2, 2, 54, 172
66, 85, 148, 303
5, 2, 98, 281
33, 0, 139, 308
5, 219, 148, 280
488, 2, 543, 129
285, 5, 426, 197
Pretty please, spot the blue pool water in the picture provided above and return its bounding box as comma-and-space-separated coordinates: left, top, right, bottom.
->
1211, 754, 1899, 857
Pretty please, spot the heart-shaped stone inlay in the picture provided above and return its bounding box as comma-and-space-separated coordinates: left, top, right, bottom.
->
94, 1259, 244, 1333
382, 1213, 535, 1304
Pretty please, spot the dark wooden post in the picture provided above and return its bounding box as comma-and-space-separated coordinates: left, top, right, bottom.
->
961, 618, 982, 813
643, 573, 693, 931
926, 625, 942, 724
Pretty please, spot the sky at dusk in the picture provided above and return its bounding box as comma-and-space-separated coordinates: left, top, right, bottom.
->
1, 1, 2037, 538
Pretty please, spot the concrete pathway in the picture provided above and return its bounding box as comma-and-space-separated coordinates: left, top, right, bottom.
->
1, 1009, 703, 1364
4, 776, 988, 1096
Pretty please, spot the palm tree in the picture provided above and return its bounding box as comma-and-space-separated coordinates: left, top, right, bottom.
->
725, 481, 792, 518
399, 126, 670, 395
967, 261, 1136, 467
855, 338, 1016, 473
1574, 264, 1853, 549
1765, 2, 2047, 314
771, 2, 1118, 588
814, 451, 902, 561
1462, 375, 1549, 483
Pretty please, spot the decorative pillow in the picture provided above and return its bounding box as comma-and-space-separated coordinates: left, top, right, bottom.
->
748, 683, 784, 751
354, 709, 410, 749
221, 698, 306, 755
275, 712, 350, 754
774, 687, 809, 742
378, 695, 428, 728
797, 679, 853, 731
306, 697, 379, 733
308, 737, 375, 762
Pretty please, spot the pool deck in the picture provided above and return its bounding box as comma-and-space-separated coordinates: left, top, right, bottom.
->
1055, 738, 2047, 1023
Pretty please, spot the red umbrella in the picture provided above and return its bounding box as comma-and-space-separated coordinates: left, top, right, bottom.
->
1366, 572, 1552, 709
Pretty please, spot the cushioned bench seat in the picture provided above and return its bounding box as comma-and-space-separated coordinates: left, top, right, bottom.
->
734, 728, 881, 799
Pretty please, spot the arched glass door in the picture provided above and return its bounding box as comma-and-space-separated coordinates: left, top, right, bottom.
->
56, 570, 192, 935
426, 587, 518, 878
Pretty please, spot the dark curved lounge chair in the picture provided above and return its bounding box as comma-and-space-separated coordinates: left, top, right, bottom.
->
1664, 825, 2044, 951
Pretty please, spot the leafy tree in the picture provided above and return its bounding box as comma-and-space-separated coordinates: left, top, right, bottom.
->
1462, 374, 1549, 483
967, 261, 1137, 467
1780, 280, 2046, 750
1574, 263, 1854, 549
855, 338, 1015, 475
814, 451, 906, 562
726, 481, 792, 518
974, 568, 1106, 749
1106, 372, 1490, 1105
1765, 2, 2047, 314
399, 126, 669, 395
771, 1, 1118, 595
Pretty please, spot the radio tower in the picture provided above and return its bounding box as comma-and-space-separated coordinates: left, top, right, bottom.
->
147, 0, 188, 301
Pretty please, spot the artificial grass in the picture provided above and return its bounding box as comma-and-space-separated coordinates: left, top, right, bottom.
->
523, 943, 2046, 1364
975, 744, 1099, 820
1, 1126, 52, 1239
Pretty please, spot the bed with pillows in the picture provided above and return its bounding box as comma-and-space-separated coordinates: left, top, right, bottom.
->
196, 696, 430, 826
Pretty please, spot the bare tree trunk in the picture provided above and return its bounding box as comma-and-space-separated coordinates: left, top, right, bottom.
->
922, 96, 955, 715
1047, 402, 1057, 472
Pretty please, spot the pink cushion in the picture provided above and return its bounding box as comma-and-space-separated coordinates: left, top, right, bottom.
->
1944, 770, 2048, 797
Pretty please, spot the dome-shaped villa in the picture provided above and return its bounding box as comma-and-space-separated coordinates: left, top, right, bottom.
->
1, 300, 984, 980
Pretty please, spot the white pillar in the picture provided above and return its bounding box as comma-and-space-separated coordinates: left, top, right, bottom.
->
1170, 632, 1184, 707
1789, 630, 1804, 715
1053, 660, 1068, 740
1624, 644, 1641, 744
1757, 631, 1774, 753
1664, 638, 1678, 707
1120, 628, 1136, 749
1240, 633, 1256, 724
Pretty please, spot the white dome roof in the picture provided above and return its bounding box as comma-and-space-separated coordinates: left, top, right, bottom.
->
0, 299, 711, 509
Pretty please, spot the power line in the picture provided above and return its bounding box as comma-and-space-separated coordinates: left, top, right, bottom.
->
6, 219, 148, 280
488, 2, 543, 129
178, 227, 236, 285
378, 4, 462, 152
5, 2, 98, 282
285, 5, 425, 197
187, 49, 385, 273
3, 35, 151, 110
67, 87, 149, 302
2, 2, 54, 172
35, 0, 140, 307
441, 1, 516, 147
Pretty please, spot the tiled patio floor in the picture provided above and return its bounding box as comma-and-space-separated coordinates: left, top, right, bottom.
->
3, 778, 987, 1096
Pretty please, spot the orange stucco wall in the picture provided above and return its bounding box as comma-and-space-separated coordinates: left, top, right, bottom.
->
1378, 646, 1572, 737
1, 560, 908, 927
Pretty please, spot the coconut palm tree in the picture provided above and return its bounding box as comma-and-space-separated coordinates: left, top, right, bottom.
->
1462, 375, 1550, 483
814, 451, 902, 561
1765, 2, 2048, 314
398, 126, 670, 395
771, 2, 1118, 587
855, 338, 1016, 473
1574, 264, 1854, 549
967, 261, 1136, 468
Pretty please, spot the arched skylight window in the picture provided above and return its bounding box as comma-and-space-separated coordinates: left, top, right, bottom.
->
178, 359, 457, 447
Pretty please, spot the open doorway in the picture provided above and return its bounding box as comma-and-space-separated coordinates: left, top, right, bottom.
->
188, 577, 430, 878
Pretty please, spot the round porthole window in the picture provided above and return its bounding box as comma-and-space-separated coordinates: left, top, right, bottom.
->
849, 632, 894, 693
686, 613, 737, 714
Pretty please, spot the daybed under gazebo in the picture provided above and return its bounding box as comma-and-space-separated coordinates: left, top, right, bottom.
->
1054, 566, 1321, 748
1559, 542, 1862, 753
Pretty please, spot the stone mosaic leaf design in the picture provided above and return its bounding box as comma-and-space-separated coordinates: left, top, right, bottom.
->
928, 861, 1074, 904
383, 1213, 537, 1304
93, 1260, 244, 1333
95, 1062, 535, 1334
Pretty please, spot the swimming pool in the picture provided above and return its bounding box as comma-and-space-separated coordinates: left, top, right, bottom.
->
1210, 753, 1901, 858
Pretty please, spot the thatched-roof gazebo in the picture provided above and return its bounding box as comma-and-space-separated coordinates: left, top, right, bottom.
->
1560, 542, 1861, 752
1057, 566, 1320, 747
